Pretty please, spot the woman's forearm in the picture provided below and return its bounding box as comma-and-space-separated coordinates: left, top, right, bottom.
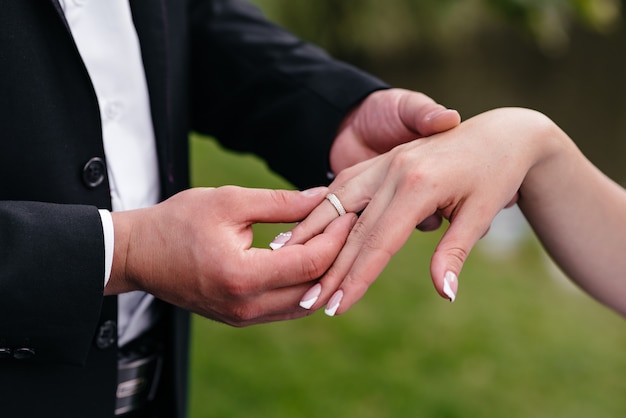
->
519, 123, 626, 314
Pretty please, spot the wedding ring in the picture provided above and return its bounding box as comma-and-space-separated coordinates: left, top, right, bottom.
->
325, 193, 346, 216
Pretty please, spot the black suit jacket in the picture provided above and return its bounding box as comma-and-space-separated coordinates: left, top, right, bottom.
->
0, 0, 386, 416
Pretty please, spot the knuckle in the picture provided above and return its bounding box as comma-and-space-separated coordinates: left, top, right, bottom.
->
297, 251, 330, 279
299, 251, 328, 279
351, 221, 393, 263
388, 148, 413, 171
360, 230, 393, 262
401, 169, 430, 193
219, 270, 256, 300
221, 279, 245, 299
389, 154, 428, 189
401, 167, 427, 188
224, 303, 258, 325
268, 188, 291, 207
218, 184, 238, 197
212, 185, 239, 207
346, 220, 369, 247
342, 272, 370, 300
333, 170, 352, 186
446, 246, 470, 268
224, 277, 255, 301
218, 290, 259, 324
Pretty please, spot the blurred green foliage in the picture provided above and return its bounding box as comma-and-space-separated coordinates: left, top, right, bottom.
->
251, 0, 622, 56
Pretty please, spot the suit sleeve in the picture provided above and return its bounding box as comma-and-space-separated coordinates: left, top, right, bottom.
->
188, 0, 390, 189
0, 202, 105, 365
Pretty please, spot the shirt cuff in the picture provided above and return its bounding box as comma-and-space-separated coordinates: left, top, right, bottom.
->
98, 209, 114, 288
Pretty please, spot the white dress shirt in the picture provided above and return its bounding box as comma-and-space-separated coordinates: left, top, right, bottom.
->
60, 0, 162, 347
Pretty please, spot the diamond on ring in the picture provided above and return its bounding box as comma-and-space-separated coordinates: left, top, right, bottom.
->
325, 193, 346, 216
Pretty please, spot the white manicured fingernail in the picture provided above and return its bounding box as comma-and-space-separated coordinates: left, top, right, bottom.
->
325, 290, 343, 317
269, 231, 292, 250
443, 271, 458, 302
299, 283, 321, 309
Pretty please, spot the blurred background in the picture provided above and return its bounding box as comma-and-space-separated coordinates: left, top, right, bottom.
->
188, 1, 626, 417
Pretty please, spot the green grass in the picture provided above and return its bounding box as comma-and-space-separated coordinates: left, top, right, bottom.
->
188, 134, 626, 418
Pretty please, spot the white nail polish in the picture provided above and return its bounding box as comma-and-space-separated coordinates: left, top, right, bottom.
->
443, 271, 457, 302
269, 231, 292, 250
325, 290, 343, 317
299, 283, 321, 309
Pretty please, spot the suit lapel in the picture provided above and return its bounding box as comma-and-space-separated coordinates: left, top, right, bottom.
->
49, 0, 63, 16
48, 0, 71, 31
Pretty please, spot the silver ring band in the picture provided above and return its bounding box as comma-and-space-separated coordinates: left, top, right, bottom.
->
325, 193, 346, 216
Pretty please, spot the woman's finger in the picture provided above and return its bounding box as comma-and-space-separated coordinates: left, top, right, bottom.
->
429, 200, 504, 302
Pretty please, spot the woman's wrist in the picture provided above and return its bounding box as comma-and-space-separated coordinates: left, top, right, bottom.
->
520, 110, 575, 200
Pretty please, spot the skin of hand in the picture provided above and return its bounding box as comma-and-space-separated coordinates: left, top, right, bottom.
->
329, 88, 461, 172
288, 108, 573, 316
105, 186, 358, 327
330, 88, 461, 232
102, 89, 457, 327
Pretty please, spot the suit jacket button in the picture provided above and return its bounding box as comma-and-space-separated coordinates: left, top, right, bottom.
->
82, 157, 106, 188
95, 320, 117, 349
13, 347, 35, 360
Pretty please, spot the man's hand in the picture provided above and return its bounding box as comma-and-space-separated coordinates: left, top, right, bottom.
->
329, 88, 461, 174
105, 186, 357, 326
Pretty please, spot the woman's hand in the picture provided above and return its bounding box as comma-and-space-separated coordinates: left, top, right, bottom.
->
330, 88, 461, 232
285, 108, 559, 315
